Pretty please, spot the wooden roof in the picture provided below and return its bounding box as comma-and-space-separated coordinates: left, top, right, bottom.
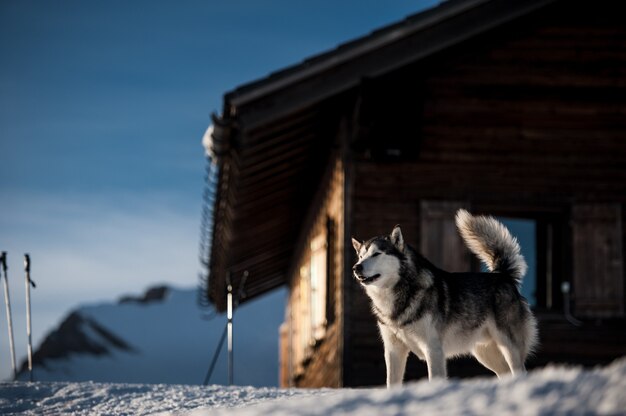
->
206, 0, 558, 310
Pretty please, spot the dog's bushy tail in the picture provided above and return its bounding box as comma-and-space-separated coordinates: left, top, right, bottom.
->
455, 209, 527, 285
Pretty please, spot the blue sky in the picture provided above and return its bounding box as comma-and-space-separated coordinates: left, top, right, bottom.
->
0, 0, 440, 381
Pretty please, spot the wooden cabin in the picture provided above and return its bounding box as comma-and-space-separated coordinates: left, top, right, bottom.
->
203, 0, 626, 387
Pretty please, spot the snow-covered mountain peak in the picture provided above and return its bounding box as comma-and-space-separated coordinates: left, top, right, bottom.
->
16, 285, 286, 386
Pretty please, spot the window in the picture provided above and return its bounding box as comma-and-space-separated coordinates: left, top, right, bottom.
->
310, 234, 327, 341
292, 231, 329, 375
420, 201, 562, 311
488, 216, 566, 311
285, 218, 336, 382
497, 218, 537, 306
299, 264, 312, 353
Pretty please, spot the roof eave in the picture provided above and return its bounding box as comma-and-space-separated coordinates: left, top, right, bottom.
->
225, 0, 556, 120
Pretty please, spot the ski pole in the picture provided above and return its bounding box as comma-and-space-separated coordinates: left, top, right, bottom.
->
202, 270, 247, 386
203, 323, 227, 385
24, 254, 36, 382
0, 252, 17, 379
227, 271, 247, 386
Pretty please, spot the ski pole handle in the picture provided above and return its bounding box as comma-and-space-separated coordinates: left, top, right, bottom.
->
24, 254, 36, 288
0, 252, 7, 274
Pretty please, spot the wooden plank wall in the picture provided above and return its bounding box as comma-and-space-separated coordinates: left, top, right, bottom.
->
344, 2, 626, 386
281, 155, 345, 387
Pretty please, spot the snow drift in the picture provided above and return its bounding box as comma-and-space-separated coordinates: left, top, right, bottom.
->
1, 358, 624, 415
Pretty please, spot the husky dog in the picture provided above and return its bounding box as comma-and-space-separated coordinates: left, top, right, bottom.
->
351, 209, 537, 386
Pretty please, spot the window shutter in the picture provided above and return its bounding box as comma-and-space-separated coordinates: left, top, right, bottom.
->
420, 201, 471, 272
572, 204, 624, 318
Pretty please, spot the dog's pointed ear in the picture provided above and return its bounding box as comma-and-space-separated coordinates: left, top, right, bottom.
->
390, 225, 404, 252
351, 237, 362, 253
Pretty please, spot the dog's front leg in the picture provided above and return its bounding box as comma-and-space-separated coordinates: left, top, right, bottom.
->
402, 328, 446, 380
385, 344, 409, 388
379, 324, 409, 387
423, 339, 446, 380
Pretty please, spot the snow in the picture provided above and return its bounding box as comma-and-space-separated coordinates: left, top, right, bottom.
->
202, 125, 215, 159
0, 380, 330, 415
2, 358, 625, 415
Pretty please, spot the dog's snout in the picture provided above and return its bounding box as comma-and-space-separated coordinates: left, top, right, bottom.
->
353, 263, 363, 274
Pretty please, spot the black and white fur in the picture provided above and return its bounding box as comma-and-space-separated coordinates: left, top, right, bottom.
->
352, 209, 538, 387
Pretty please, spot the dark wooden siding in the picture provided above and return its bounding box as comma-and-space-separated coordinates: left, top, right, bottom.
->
282, 155, 345, 388
343, 1, 626, 386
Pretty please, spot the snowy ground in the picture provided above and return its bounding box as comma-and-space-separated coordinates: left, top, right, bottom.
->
2, 358, 625, 415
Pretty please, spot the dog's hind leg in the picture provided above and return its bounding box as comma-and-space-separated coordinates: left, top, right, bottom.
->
473, 342, 511, 378
492, 296, 532, 376
492, 333, 526, 375
498, 344, 526, 375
